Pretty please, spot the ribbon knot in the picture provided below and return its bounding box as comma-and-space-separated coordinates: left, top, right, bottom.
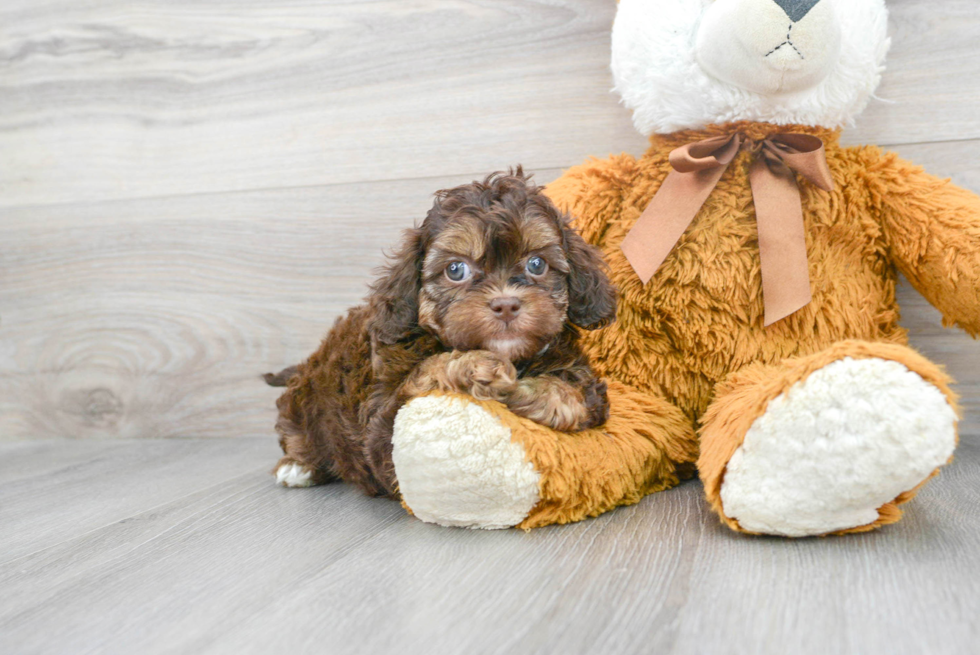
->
621, 133, 834, 326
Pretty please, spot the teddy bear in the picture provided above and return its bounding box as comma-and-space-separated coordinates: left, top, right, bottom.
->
388, 0, 980, 537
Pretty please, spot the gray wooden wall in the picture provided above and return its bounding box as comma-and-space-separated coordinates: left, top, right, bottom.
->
2, 0, 978, 441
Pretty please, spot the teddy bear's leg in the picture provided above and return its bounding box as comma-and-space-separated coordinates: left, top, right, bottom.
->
391, 380, 697, 529
699, 340, 960, 537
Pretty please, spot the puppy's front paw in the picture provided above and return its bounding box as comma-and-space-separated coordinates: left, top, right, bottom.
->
447, 350, 518, 401
507, 377, 591, 432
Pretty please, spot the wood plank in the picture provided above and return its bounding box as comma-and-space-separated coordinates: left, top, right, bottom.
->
0, 0, 638, 207
0, 437, 977, 655
844, 0, 980, 147
2, 1, 978, 207
0, 437, 279, 562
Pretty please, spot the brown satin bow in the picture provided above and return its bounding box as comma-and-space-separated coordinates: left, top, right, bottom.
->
620, 133, 835, 326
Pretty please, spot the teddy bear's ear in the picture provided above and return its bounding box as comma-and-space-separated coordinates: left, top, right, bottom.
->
561, 219, 617, 330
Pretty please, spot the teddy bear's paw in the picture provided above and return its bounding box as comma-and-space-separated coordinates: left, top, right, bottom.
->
392, 395, 540, 529
719, 357, 958, 537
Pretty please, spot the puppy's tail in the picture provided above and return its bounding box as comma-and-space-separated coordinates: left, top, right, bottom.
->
263, 365, 300, 387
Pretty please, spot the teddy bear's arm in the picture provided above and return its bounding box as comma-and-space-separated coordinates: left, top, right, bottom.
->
871, 152, 980, 337
392, 380, 697, 529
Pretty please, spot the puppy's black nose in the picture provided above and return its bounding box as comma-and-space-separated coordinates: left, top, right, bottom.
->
490, 296, 521, 324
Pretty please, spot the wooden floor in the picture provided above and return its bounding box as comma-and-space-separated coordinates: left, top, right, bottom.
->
1, 437, 978, 655
2, 1, 979, 653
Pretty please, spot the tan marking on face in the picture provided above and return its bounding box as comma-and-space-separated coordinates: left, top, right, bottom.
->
520, 216, 562, 253
429, 218, 487, 261
519, 215, 569, 273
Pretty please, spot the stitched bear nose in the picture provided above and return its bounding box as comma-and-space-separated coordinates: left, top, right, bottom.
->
490, 296, 521, 324
773, 0, 820, 23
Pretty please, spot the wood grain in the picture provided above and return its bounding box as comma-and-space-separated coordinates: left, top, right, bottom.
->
0, 437, 278, 562
843, 0, 980, 147
2, 1, 979, 207
1, 438, 977, 655
0, 0, 637, 207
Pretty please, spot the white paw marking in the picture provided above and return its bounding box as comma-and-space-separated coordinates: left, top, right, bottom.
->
392, 396, 540, 529
276, 462, 314, 488
720, 357, 958, 537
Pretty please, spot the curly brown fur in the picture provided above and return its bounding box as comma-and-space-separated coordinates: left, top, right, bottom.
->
268, 168, 616, 498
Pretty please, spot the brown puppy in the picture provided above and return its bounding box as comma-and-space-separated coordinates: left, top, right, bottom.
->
266, 169, 616, 498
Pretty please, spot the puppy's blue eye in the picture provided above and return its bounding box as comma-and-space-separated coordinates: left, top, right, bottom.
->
525, 256, 548, 276
445, 261, 471, 282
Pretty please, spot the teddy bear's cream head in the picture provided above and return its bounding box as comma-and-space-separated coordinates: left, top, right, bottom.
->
612, 0, 890, 134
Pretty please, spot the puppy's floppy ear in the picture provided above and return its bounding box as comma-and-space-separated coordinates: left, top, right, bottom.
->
367, 226, 426, 344
562, 218, 617, 330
